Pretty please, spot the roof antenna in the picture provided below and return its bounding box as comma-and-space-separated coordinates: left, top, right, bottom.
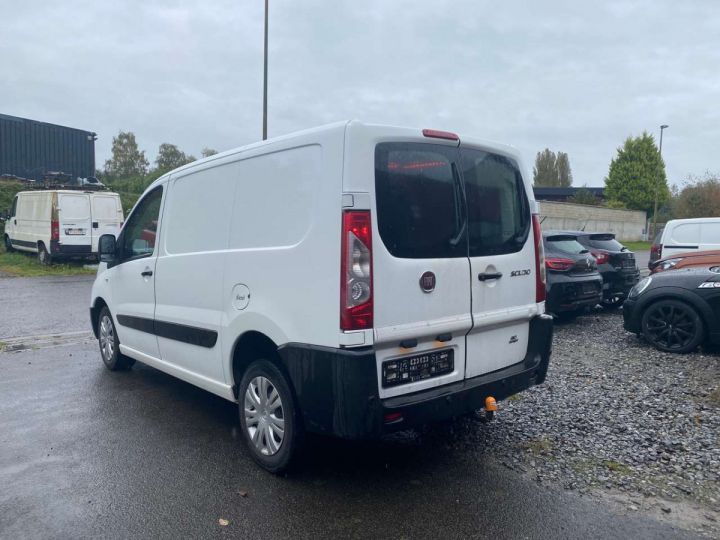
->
540, 216, 547, 224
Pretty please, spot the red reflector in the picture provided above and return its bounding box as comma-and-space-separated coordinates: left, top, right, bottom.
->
422, 128, 459, 141
384, 412, 403, 423
51, 220, 59, 241
532, 214, 546, 303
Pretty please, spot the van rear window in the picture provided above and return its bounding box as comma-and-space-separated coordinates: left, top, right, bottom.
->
375, 143, 466, 259
375, 143, 530, 259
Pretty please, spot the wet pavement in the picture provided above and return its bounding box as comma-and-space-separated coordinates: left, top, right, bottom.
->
0, 275, 94, 339
0, 342, 700, 539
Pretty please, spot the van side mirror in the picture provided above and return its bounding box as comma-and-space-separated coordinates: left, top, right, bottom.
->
99, 234, 117, 263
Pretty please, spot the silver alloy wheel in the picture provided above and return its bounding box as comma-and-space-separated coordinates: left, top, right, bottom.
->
99, 315, 115, 362
244, 376, 285, 456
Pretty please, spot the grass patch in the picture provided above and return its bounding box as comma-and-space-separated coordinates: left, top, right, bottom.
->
0, 341, 6, 352
521, 437, 553, 455
620, 241, 651, 252
0, 247, 96, 277
604, 460, 632, 474
709, 387, 720, 406
507, 393, 523, 402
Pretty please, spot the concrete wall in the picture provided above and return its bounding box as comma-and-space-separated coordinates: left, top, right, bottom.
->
537, 201, 647, 241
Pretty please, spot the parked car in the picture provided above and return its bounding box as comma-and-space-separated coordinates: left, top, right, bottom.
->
543, 231, 603, 318
650, 249, 720, 274
650, 218, 720, 267
572, 232, 640, 308
623, 268, 720, 353
3, 190, 124, 263
89, 121, 553, 472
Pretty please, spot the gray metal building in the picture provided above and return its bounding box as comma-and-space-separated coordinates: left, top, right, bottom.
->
0, 113, 96, 181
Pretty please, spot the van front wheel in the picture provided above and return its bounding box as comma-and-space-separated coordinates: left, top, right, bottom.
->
98, 307, 135, 371
239, 359, 301, 473
3, 235, 13, 252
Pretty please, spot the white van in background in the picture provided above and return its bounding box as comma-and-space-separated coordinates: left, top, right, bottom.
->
90, 121, 553, 472
3, 190, 124, 264
651, 218, 720, 262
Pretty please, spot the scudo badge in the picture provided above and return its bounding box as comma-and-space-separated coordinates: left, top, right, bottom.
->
420, 271, 436, 293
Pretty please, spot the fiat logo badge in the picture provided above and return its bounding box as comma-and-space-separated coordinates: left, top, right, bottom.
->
420, 271, 436, 293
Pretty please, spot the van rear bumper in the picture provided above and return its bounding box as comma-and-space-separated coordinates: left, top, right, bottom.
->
50, 240, 93, 258
277, 314, 553, 439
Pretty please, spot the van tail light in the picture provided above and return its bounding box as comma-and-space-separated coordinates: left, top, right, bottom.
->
546, 257, 575, 271
51, 220, 59, 241
341, 211, 373, 331
591, 250, 609, 265
651, 243, 662, 260
532, 214, 546, 302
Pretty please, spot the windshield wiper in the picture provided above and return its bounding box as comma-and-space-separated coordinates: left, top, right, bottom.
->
448, 162, 467, 247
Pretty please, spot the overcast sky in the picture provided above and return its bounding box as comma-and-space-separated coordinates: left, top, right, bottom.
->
2, 0, 719, 187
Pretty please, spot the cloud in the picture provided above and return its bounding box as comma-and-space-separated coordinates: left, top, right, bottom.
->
1, 0, 718, 185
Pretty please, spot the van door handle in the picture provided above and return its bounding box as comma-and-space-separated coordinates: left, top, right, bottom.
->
141, 269, 153, 277
478, 272, 503, 281
93, 222, 99, 228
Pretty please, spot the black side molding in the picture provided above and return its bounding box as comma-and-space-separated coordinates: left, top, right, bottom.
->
116, 315, 218, 349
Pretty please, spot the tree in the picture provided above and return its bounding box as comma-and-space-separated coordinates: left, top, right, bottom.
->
605, 132, 670, 215
533, 148, 573, 187
201, 147, 218, 158
556, 152, 573, 187
567, 187, 600, 206
534, 149, 557, 186
673, 173, 720, 218
154, 143, 196, 173
103, 131, 149, 178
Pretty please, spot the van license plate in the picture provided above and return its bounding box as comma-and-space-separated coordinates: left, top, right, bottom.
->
382, 349, 454, 388
65, 228, 85, 235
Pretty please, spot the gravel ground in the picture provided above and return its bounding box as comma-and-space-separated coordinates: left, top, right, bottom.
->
423, 309, 720, 537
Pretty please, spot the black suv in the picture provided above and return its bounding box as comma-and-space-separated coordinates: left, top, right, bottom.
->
572, 232, 640, 308
543, 231, 603, 318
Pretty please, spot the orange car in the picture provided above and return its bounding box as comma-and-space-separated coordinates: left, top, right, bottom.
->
649, 249, 720, 274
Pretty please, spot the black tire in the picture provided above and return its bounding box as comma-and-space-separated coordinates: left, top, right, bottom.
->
97, 307, 135, 370
238, 359, 301, 474
602, 295, 625, 310
4, 235, 14, 252
37, 242, 52, 265
641, 299, 704, 353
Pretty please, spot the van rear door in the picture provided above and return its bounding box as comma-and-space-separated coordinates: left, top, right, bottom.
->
91, 193, 124, 252
57, 193, 91, 248
373, 142, 472, 399
459, 146, 537, 378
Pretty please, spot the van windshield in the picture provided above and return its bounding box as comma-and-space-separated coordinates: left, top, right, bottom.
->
375, 143, 530, 259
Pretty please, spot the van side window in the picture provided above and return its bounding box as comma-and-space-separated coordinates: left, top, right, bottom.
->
120, 187, 163, 261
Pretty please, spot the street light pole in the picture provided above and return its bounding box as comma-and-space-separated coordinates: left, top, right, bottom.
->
652, 124, 669, 238
262, 0, 268, 140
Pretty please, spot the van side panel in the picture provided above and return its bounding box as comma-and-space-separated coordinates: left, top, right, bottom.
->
222, 132, 344, 384
13, 192, 51, 252
154, 164, 237, 384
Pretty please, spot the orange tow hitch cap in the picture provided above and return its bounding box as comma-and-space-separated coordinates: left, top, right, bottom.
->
485, 396, 498, 412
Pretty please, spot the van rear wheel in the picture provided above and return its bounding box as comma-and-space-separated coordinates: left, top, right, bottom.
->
239, 359, 301, 473
37, 242, 52, 265
98, 307, 135, 371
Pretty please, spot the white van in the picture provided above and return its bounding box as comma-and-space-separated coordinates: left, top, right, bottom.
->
4, 190, 124, 264
652, 218, 720, 262
90, 121, 553, 472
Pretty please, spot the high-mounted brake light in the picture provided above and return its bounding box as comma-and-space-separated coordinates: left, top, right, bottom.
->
341, 211, 373, 331
532, 214, 546, 302
422, 129, 459, 141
